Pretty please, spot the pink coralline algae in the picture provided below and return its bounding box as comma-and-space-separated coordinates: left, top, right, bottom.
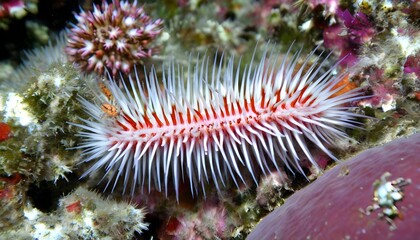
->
248, 133, 420, 240
161, 200, 230, 239
323, 9, 376, 66
338, 10, 375, 45
358, 68, 398, 112
404, 55, 420, 78
0, 0, 25, 18
65, 0, 163, 76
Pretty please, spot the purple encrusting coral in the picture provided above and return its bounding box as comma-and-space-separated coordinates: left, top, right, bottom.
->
358, 68, 399, 112
65, 0, 163, 76
323, 9, 376, 67
404, 55, 420, 78
248, 133, 420, 240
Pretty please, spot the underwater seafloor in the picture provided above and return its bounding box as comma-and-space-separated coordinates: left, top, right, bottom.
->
0, 0, 419, 239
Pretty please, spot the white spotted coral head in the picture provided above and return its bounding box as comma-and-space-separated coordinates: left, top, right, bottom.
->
65, 0, 163, 76
72, 44, 367, 200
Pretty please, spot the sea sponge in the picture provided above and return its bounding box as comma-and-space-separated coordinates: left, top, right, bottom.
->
248, 133, 420, 240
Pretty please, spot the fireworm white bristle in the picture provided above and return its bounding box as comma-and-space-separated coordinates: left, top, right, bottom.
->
71, 44, 367, 200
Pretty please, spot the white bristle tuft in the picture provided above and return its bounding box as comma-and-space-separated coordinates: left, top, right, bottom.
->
72, 44, 367, 200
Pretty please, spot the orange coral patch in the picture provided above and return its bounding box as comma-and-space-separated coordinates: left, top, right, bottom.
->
0, 122, 12, 141
331, 74, 357, 98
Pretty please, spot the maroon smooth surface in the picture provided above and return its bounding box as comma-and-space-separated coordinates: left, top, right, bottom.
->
248, 133, 420, 240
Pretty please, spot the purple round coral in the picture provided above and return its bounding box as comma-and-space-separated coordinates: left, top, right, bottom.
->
248, 133, 420, 240
65, 0, 163, 76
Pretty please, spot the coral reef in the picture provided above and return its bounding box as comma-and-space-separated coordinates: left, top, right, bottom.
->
1, 187, 148, 239
248, 133, 420, 239
0, 34, 90, 181
0, 0, 418, 238
0, 34, 92, 233
317, 0, 420, 151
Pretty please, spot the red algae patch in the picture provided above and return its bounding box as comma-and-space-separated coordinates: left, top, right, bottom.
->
0, 122, 12, 141
248, 133, 420, 240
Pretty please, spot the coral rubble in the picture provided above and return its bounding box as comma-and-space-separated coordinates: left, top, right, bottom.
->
1, 187, 147, 239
